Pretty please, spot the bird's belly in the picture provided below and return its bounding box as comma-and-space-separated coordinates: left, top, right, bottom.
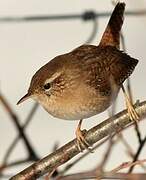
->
42, 95, 112, 120
35, 84, 119, 121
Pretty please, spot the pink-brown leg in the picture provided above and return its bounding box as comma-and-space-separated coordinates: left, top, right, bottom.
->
121, 85, 139, 122
75, 119, 90, 152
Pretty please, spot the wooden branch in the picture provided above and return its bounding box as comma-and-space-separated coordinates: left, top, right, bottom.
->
10, 100, 146, 180
56, 172, 146, 180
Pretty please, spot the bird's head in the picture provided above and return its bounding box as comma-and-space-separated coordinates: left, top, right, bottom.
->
17, 55, 68, 105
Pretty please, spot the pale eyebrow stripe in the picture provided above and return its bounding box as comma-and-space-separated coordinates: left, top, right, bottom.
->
44, 71, 61, 84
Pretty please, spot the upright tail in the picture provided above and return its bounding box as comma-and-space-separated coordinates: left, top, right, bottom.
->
99, 2, 125, 49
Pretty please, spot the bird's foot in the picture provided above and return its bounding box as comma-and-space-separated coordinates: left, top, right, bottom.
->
75, 120, 92, 152
122, 85, 139, 123
125, 96, 139, 123
75, 128, 90, 152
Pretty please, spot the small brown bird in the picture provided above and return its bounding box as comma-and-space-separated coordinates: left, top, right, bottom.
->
18, 3, 139, 151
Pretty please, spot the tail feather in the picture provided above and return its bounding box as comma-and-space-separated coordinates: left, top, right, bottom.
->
99, 2, 125, 49
110, 50, 138, 85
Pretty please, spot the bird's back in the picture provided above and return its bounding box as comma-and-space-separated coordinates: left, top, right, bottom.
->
69, 45, 138, 96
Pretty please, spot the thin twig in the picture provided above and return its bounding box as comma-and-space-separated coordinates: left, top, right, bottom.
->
0, 92, 38, 161
57, 159, 146, 180
95, 138, 115, 180
121, 32, 142, 144
98, 138, 115, 171
2, 102, 39, 165
60, 135, 114, 176
118, 133, 134, 158
128, 135, 146, 173
56, 171, 146, 180
10, 100, 146, 180
60, 130, 133, 176
110, 159, 146, 173
121, 30, 145, 174
0, 158, 34, 171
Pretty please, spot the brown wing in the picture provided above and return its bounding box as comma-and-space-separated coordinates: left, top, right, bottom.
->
105, 46, 138, 85
75, 46, 138, 96
84, 63, 112, 96
71, 45, 112, 96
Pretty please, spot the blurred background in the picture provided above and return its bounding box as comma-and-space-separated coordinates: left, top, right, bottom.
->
0, 0, 146, 179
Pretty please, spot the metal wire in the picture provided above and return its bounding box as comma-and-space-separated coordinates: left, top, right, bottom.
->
0, 10, 146, 23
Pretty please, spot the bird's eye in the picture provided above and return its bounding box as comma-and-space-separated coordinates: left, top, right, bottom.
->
44, 83, 51, 90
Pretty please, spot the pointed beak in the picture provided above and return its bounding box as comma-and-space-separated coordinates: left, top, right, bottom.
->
17, 93, 32, 105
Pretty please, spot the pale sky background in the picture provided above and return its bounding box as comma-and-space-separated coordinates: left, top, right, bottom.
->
0, 0, 146, 179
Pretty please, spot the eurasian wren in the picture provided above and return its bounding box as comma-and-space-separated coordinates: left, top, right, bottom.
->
17, 3, 138, 151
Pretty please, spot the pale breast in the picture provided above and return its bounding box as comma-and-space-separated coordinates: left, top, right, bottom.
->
34, 84, 117, 120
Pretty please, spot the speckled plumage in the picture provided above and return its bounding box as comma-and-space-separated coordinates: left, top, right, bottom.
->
28, 44, 138, 120
18, 3, 138, 121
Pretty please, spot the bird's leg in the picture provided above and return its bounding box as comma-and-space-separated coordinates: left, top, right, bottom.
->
121, 85, 139, 122
75, 119, 90, 152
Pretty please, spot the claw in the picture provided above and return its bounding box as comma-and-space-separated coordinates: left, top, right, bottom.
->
126, 99, 139, 122
75, 119, 92, 152
122, 85, 139, 123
